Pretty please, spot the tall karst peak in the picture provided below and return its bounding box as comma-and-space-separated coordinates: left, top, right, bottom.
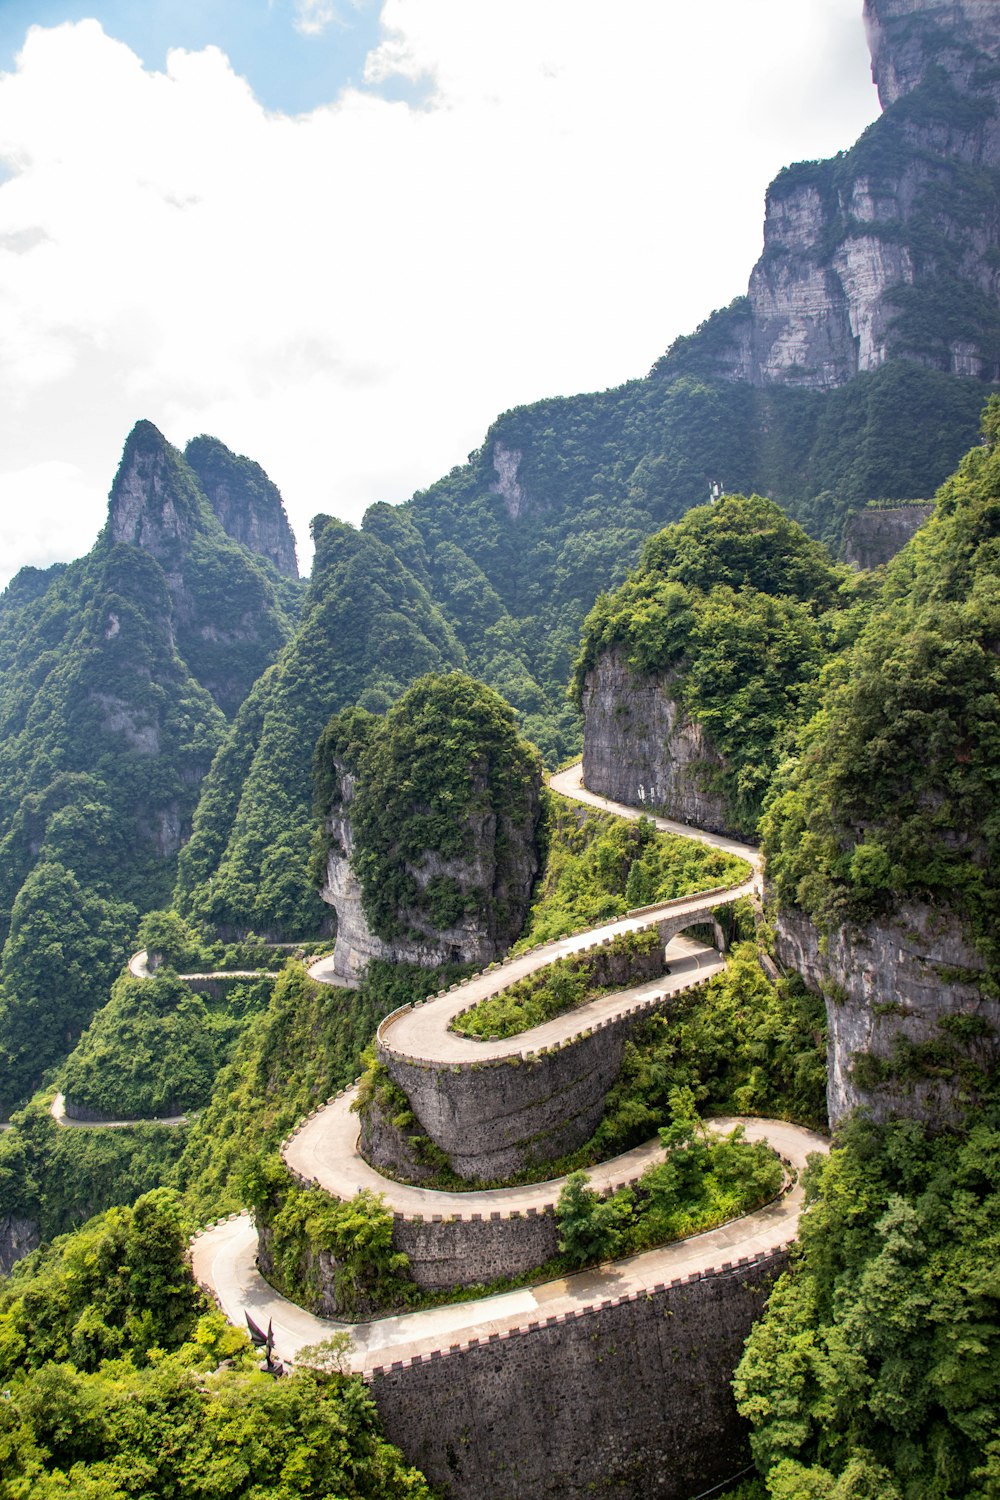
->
102, 421, 295, 717
659, 0, 1000, 391
864, 0, 1000, 108
184, 434, 299, 579
107, 420, 211, 562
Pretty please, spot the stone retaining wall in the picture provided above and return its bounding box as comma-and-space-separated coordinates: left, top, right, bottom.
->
376, 982, 705, 1182
370, 1252, 787, 1500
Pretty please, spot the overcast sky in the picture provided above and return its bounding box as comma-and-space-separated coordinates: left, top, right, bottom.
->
0, 1, 880, 588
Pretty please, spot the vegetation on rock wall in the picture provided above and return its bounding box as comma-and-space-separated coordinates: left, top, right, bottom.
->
0, 423, 299, 1116
163, 360, 985, 940
174, 958, 468, 1223
763, 399, 1000, 981
572, 494, 865, 832
315, 672, 543, 944
249, 1163, 415, 1318
175, 518, 466, 938
579, 942, 828, 1165
735, 1110, 1000, 1500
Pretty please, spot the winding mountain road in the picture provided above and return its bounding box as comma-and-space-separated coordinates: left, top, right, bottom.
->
193, 1115, 824, 1375
191, 762, 826, 1373
49, 946, 346, 1131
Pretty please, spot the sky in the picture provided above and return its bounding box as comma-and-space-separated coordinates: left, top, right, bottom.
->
0, 1, 881, 588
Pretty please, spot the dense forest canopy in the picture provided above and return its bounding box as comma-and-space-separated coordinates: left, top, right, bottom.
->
571, 494, 868, 833
763, 397, 1000, 982
313, 673, 543, 944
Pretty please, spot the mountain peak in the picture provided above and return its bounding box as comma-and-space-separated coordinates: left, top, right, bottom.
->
184, 435, 298, 579
864, 0, 1000, 108
107, 420, 209, 561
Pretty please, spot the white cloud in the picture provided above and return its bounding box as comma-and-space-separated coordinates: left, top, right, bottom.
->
0, 460, 101, 581
294, 2, 344, 38
0, 3, 879, 591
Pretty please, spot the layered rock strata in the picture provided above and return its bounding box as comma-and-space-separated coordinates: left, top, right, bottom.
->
579, 649, 732, 836
775, 901, 996, 1128
321, 761, 541, 982
700, 0, 1000, 389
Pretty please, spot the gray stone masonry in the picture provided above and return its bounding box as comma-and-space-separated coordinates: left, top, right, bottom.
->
370, 1253, 787, 1500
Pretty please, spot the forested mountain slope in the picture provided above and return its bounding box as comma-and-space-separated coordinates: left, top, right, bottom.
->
0, 423, 300, 1116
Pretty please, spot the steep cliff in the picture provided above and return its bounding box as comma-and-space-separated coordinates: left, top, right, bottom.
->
764, 404, 1000, 1125
174, 519, 465, 939
184, 434, 299, 580
574, 495, 847, 837
106, 422, 298, 715
843, 501, 934, 567
315, 675, 543, 981
699, 0, 1000, 389
0, 422, 299, 1111
580, 650, 730, 835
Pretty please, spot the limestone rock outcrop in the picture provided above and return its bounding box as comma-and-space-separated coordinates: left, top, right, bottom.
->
697, 0, 1000, 390
105, 421, 293, 714
864, 0, 1000, 109
0, 1213, 40, 1276
775, 902, 996, 1128
579, 649, 732, 836
185, 434, 299, 579
843, 503, 934, 567
321, 758, 542, 983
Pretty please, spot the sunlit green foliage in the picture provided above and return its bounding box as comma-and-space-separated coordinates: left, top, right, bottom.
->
571, 495, 854, 833
248, 1160, 414, 1317
516, 791, 749, 948
763, 401, 1000, 980
735, 1112, 1000, 1499
315, 672, 543, 944
586, 943, 828, 1164
556, 1109, 783, 1269
453, 928, 661, 1040
0, 1190, 432, 1499
0, 861, 136, 1116
60, 973, 240, 1122
174, 959, 467, 1222
0, 1188, 200, 1377
0, 1096, 185, 1240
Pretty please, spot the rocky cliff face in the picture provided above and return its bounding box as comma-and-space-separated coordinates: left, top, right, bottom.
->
0, 1212, 40, 1275
580, 649, 732, 836
865, 0, 1000, 108
775, 901, 996, 1127
708, 0, 1000, 390
106, 421, 293, 715
321, 760, 541, 982
843, 503, 934, 567
184, 435, 298, 579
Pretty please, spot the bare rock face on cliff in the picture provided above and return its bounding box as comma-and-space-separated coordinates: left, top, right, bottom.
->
315, 674, 543, 982
843, 502, 934, 568
574, 494, 844, 840
580, 649, 731, 835
184, 435, 299, 579
712, 0, 1000, 390
106, 421, 295, 715
775, 901, 994, 1127
764, 412, 1000, 1126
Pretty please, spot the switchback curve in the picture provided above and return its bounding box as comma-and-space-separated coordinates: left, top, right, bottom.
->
193, 761, 825, 1373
